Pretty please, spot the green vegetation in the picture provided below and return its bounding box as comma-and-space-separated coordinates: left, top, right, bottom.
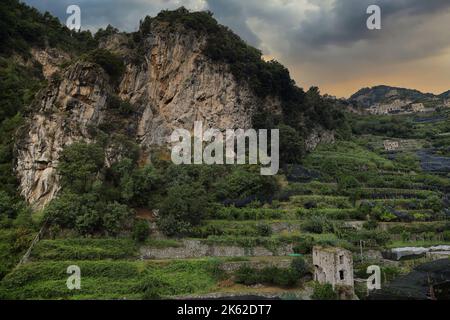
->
85, 49, 125, 83
0, 259, 221, 299
0, 0, 100, 279
0, 228, 35, 278
192, 220, 284, 238
0, 2, 450, 300
311, 283, 338, 300
132, 220, 150, 243
290, 195, 352, 209
211, 207, 285, 221
158, 183, 210, 236
44, 140, 281, 238
0, 60, 43, 198
30, 238, 138, 261
303, 141, 395, 179
0, 0, 97, 57
234, 257, 309, 288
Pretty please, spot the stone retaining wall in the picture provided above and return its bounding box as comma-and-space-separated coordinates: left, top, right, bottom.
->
219, 259, 293, 272
140, 240, 294, 259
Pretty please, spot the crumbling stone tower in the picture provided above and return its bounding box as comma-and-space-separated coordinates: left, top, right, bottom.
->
313, 246, 354, 293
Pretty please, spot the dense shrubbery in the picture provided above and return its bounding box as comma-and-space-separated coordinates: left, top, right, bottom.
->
0, 192, 17, 225
191, 221, 279, 238
0, 55, 42, 278
158, 183, 210, 236
44, 142, 135, 236
211, 207, 284, 220
311, 283, 338, 300
278, 124, 306, 164
291, 195, 352, 209
204, 234, 304, 251
132, 220, 150, 243
292, 236, 315, 254
214, 166, 279, 202
45, 193, 132, 236
136, 275, 167, 300
0, 58, 43, 199
85, 49, 125, 83
297, 208, 364, 220
107, 94, 134, 116
234, 257, 309, 288
0, 0, 97, 57
94, 25, 119, 42
443, 230, 450, 241
31, 238, 137, 260
0, 58, 43, 124
350, 115, 415, 138
58, 143, 104, 194
341, 229, 390, 247
302, 216, 330, 234
0, 259, 220, 299
0, 228, 34, 278
45, 139, 282, 237
291, 256, 309, 276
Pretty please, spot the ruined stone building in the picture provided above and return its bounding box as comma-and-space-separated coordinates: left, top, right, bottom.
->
383, 140, 400, 151
313, 246, 354, 290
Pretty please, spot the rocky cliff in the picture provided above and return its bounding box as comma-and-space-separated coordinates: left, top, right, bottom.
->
14, 8, 342, 209
15, 20, 282, 209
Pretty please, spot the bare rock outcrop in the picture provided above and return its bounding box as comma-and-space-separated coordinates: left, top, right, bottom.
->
30, 48, 71, 80
15, 26, 280, 209
15, 62, 110, 208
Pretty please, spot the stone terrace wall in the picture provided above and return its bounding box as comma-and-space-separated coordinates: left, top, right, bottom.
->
219, 259, 293, 272
140, 240, 294, 259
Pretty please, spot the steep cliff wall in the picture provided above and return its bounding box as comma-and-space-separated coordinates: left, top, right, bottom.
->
113, 25, 273, 147
15, 24, 281, 209
15, 62, 111, 208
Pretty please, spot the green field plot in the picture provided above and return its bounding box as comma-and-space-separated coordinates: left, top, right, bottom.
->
346, 188, 440, 200
0, 259, 221, 300
287, 195, 352, 209
30, 238, 138, 261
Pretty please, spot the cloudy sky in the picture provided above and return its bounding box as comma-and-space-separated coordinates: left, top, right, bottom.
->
24, 0, 450, 97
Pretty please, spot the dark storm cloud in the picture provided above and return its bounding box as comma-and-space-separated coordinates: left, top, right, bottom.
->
22, 0, 450, 96
204, 0, 260, 46
23, 0, 207, 31
203, 0, 450, 95
24, 0, 450, 54
205, 0, 450, 55
294, 0, 450, 47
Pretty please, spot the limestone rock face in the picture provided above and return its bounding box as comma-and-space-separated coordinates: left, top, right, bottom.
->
15, 62, 110, 208
15, 27, 280, 209
30, 48, 70, 80
115, 28, 268, 147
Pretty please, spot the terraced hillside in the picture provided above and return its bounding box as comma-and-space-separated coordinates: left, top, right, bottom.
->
0, 2, 449, 301
2, 109, 450, 299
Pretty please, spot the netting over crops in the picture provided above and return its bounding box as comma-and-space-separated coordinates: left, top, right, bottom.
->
369, 259, 450, 300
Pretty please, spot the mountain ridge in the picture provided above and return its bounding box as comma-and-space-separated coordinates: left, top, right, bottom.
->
349, 85, 450, 114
